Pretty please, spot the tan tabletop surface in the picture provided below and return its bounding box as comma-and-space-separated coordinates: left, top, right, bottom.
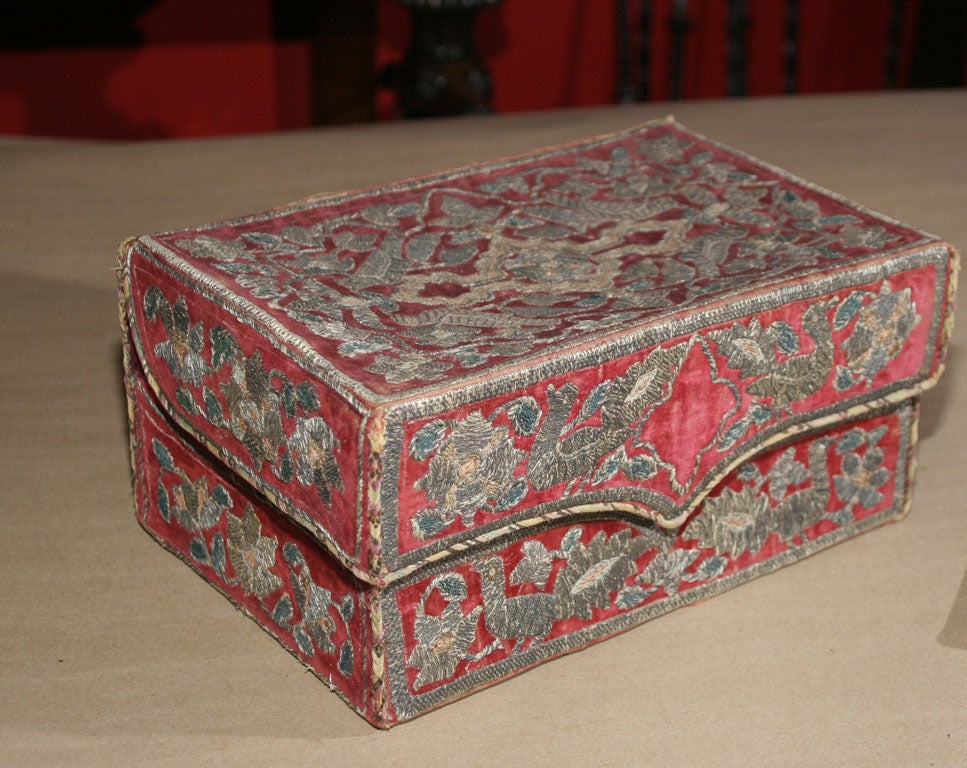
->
2, 90, 966, 767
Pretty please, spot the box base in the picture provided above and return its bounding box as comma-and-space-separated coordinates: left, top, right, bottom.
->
127, 364, 917, 727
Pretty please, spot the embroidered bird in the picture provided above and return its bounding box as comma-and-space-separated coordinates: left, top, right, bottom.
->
526, 344, 686, 491
475, 556, 556, 642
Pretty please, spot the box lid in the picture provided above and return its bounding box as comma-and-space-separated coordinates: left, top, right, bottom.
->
119, 118, 957, 584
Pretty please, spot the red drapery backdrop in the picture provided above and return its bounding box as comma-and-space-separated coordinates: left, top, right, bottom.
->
0, 0, 920, 139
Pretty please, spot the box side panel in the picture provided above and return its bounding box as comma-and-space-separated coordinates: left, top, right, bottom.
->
125, 368, 380, 724
389, 255, 944, 571
122, 249, 374, 577
383, 402, 915, 723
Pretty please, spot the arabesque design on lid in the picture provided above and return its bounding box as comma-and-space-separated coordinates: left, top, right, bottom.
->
163, 123, 921, 393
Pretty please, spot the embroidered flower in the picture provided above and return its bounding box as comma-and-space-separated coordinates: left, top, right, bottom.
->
415, 412, 525, 528
226, 506, 282, 598
220, 351, 286, 468
571, 311, 644, 335
431, 195, 502, 228
833, 449, 889, 510
506, 247, 599, 283
717, 319, 776, 378
407, 576, 483, 690
403, 323, 483, 347
289, 417, 343, 505
169, 470, 229, 531
727, 233, 791, 274
292, 574, 338, 655
552, 530, 645, 619
638, 548, 702, 598
236, 273, 286, 300
688, 484, 771, 557
289, 311, 364, 346
337, 337, 395, 357
144, 288, 208, 386
833, 224, 892, 250
332, 229, 379, 253
641, 134, 691, 162
843, 285, 919, 384
282, 544, 354, 664
764, 447, 808, 502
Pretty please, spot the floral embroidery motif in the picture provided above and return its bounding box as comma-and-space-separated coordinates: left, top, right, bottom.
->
367, 353, 452, 385
688, 485, 772, 558
686, 440, 834, 558
151, 436, 356, 675
830, 425, 891, 525
410, 412, 527, 539
408, 286, 918, 543
716, 300, 835, 409
152, 438, 230, 531
144, 288, 207, 386
226, 506, 283, 598
712, 299, 837, 449
221, 352, 287, 469
835, 284, 920, 389
285, 542, 356, 675
552, 529, 650, 619
685, 422, 891, 559
635, 548, 710, 600
289, 417, 344, 505
142, 286, 343, 505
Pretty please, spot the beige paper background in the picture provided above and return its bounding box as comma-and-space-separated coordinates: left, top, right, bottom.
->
1, 91, 965, 767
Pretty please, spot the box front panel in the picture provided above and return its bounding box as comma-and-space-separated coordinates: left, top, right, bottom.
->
388, 258, 942, 571
383, 403, 915, 722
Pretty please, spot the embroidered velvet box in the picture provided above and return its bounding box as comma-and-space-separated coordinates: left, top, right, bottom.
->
118, 118, 957, 728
